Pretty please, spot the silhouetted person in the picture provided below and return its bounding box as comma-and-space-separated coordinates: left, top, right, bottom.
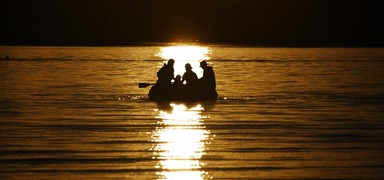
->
172, 75, 183, 87
199, 60, 217, 98
156, 59, 175, 86
182, 63, 198, 87
200, 61, 216, 88
149, 59, 175, 100
171, 75, 184, 99
181, 63, 199, 99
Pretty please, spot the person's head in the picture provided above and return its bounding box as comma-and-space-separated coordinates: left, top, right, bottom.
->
175, 75, 181, 81
185, 63, 192, 71
200, 60, 208, 68
168, 59, 175, 66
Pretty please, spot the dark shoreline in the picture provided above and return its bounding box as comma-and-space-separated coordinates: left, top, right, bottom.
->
1, 39, 383, 48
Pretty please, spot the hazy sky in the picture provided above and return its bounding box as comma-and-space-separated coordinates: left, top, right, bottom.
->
1, 0, 383, 46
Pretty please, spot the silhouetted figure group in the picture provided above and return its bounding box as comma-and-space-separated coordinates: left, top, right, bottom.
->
149, 59, 217, 100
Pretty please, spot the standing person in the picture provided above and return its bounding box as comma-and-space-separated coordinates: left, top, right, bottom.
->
156, 59, 175, 86
199, 60, 218, 99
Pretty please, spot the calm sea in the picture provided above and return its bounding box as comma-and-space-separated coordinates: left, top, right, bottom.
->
1, 45, 384, 179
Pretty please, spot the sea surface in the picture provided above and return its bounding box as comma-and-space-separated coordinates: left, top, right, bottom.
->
1, 45, 384, 179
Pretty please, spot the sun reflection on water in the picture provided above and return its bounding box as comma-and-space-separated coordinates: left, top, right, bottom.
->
156, 45, 211, 78
151, 103, 211, 180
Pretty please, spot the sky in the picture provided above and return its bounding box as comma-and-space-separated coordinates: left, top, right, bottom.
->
1, 0, 383, 46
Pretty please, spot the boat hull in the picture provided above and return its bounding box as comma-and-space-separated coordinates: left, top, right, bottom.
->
148, 84, 217, 101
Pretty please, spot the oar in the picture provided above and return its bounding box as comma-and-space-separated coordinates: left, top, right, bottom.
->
138, 82, 155, 88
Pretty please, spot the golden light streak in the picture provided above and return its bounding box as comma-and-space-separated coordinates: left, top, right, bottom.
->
151, 103, 211, 180
156, 45, 211, 78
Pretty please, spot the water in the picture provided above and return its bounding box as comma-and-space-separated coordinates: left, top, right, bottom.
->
1, 45, 384, 179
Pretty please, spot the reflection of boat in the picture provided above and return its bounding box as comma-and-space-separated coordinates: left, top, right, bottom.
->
149, 84, 218, 101
155, 101, 216, 112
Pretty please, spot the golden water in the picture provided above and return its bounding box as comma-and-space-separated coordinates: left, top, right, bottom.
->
1, 46, 384, 179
